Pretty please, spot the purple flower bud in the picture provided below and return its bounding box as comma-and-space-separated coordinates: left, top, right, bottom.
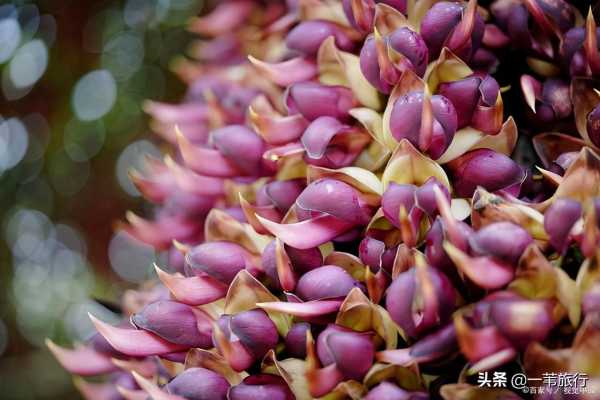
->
587, 103, 600, 147
469, 222, 533, 265
286, 20, 354, 56
285, 322, 310, 358
297, 178, 374, 225
286, 82, 357, 121
360, 28, 429, 93
420, 1, 484, 60
382, 182, 417, 227
421, 2, 462, 56
359, 236, 396, 273
438, 76, 481, 129
229, 374, 294, 400
544, 198, 582, 254
425, 217, 454, 271
166, 367, 230, 400
211, 125, 265, 176
261, 240, 322, 289
438, 74, 500, 132
360, 35, 394, 93
386, 265, 456, 338
131, 300, 212, 348
316, 324, 374, 381
489, 298, 555, 349
542, 79, 572, 120
415, 177, 450, 218
301, 116, 369, 168
256, 179, 304, 213
388, 28, 429, 77
342, 0, 374, 32
295, 265, 358, 301
186, 241, 251, 284
365, 382, 428, 400
229, 309, 279, 358
213, 309, 279, 371
90, 331, 126, 359
389, 91, 457, 159
447, 149, 525, 198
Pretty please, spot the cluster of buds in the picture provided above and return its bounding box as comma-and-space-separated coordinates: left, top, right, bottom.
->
48, 1, 600, 399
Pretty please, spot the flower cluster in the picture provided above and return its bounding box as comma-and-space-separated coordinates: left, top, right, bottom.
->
48, 1, 600, 399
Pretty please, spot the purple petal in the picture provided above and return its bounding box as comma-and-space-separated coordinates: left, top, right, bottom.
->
257, 213, 355, 249
166, 367, 230, 400
544, 198, 582, 254
326, 331, 374, 380
469, 222, 533, 265
389, 27, 429, 77
46, 340, 116, 376
286, 82, 357, 121
415, 177, 450, 218
211, 125, 265, 176
420, 2, 463, 58
155, 265, 228, 306
285, 322, 310, 358
89, 314, 188, 357
447, 149, 525, 198
438, 76, 480, 129
131, 300, 212, 348
257, 299, 343, 318
297, 178, 373, 225
296, 265, 357, 301
229, 374, 294, 400
230, 309, 279, 359
287, 20, 354, 56
489, 299, 556, 349
186, 241, 250, 284
382, 183, 417, 228
263, 179, 305, 213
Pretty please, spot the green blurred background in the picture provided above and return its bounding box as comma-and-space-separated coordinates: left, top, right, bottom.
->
0, 0, 203, 398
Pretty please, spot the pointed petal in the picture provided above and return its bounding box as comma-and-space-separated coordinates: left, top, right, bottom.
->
249, 96, 308, 145
89, 314, 188, 357
165, 156, 225, 196
212, 323, 255, 372
257, 214, 355, 249
257, 300, 343, 318
239, 194, 282, 235
176, 130, 240, 177
443, 243, 514, 289
46, 340, 116, 376
249, 56, 318, 87
155, 264, 227, 305
520, 75, 541, 113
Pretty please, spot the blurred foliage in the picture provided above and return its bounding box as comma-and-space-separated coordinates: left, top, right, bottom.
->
0, 0, 202, 398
